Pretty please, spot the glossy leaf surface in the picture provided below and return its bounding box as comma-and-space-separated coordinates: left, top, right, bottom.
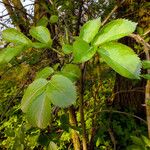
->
2, 28, 32, 45
79, 18, 101, 43
97, 42, 141, 79
46, 75, 77, 107
29, 26, 52, 47
73, 39, 97, 63
93, 19, 137, 46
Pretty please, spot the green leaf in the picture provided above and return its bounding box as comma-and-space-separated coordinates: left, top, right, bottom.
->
46, 75, 77, 107
50, 15, 58, 24
141, 74, 150, 80
47, 141, 58, 150
142, 60, 150, 69
21, 79, 48, 112
29, 26, 52, 47
2, 28, 32, 45
141, 135, 150, 147
73, 39, 97, 63
60, 64, 81, 82
32, 42, 49, 49
130, 136, 144, 146
97, 42, 141, 79
79, 18, 101, 43
26, 91, 51, 129
37, 16, 49, 27
93, 19, 137, 46
35, 67, 54, 79
0, 45, 26, 64
62, 44, 73, 54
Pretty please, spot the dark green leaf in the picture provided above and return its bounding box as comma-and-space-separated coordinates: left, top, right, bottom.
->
79, 18, 101, 43
73, 39, 97, 63
35, 67, 54, 79
21, 79, 48, 112
2, 28, 32, 45
93, 19, 137, 46
29, 26, 52, 47
46, 75, 77, 107
60, 64, 81, 82
97, 42, 141, 79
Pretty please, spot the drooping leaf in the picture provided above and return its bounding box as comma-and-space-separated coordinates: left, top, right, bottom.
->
142, 60, 150, 69
37, 16, 49, 27
21, 79, 48, 112
73, 39, 97, 63
26, 91, 51, 129
50, 15, 58, 24
2, 28, 32, 45
79, 17, 101, 43
35, 67, 54, 79
0, 45, 26, 64
93, 19, 137, 46
48, 141, 58, 150
60, 64, 81, 82
62, 44, 73, 54
97, 42, 141, 79
141, 74, 150, 80
29, 26, 52, 47
46, 75, 77, 107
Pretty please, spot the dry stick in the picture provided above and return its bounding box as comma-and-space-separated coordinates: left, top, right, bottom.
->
101, 0, 126, 26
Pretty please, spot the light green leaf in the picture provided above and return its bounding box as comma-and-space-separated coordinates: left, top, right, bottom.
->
60, 64, 81, 82
141, 74, 150, 80
62, 44, 73, 54
35, 67, 54, 79
29, 26, 52, 47
21, 79, 48, 112
73, 39, 97, 63
32, 42, 49, 49
79, 18, 101, 43
26, 91, 51, 129
48, 141, 58, 150
46, 75, 77, 107
50, 15, 58, 24
141, 135, 150, 146
0, 45, 26, 64
130, 136, 144, 146
142, 60, 150, 69
93, 19, 137, 46
97, 42, 141, 79
37, 16, 49, 27
2, 28, 32, 46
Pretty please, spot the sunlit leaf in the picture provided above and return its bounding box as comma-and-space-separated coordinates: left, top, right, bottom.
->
0, 45, 26, 64
62, 44, 73, 54
21, 79, 48, 112
46, 75, 77, 107
2, 28, 32, 45
35, 67, 54, 79
37, 16, 49, 27
26, 91, 51, 129
60, 64, 81, 82
48, 141, 58, 150
29, 26, 52, 47
73, 39, 97, 63
97, 42, 141, 79
93, 19, 137, 46
79, 18, 101, 43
